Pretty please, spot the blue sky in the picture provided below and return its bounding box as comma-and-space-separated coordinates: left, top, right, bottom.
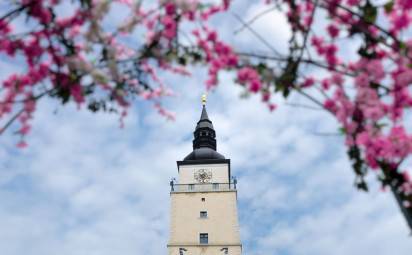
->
1, 1, 412, 254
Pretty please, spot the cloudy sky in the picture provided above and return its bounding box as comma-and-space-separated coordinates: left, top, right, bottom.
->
1, 1, 412, 255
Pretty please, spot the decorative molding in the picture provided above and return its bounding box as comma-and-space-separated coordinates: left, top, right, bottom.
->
170, 190, 237, 194
194, 168, 213, 183
167, 243, 242, 247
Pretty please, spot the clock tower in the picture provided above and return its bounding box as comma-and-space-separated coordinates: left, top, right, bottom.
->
168, 97, 242, 255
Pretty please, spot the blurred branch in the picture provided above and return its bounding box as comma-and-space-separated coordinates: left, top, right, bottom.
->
326, 1, 398, 44
285, 102, 323, 110
232, 12, 283, 57
237, 51, 355, 77
0, 88, 55, 105
0, 108, 24, 135
0, 87, 55, 135
293, 88, 330, 113
297, 0, 319, 62
379, 162, 412, 233
234, 6, 277, 34
0, 4, 28, 21
311, 131, 343, 136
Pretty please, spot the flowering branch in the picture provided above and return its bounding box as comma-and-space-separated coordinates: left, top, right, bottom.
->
1, 0, 412, 232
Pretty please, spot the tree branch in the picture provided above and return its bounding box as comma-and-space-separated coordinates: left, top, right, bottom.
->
232, 12, 283, 57
234, 6, 277, 34
285, 102, 323, 111
0, 108, 25, 135
236, 51, 356, 77
0, 4, 27, 21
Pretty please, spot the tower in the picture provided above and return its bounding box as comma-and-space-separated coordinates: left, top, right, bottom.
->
168, 96, 242, 255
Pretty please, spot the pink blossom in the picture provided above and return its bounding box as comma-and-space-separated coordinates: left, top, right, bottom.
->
321, 79, 331, 90
0, 39, 18, 56
70, 84, 85, 104
29, 3, 53, 24
398, 0, 412, 9
325, 44, 339, 66
262, 92, 270, 102
24, 38, 44, 65
206, 76, 217, 90
366, 60, 385, 81
16, 141, 28, 149
154, 103, 175, 121
303, 16, 313, 27
24, 100, 36, 113
311, 36, 324, 54
390, 12, 410, 32
268, 103, 277, 112
207, 31, 217, 42
346, 0, 361, 6
301, 77, 315, 88
395, 70, 412, 87
249, 80, 261, 93
331, 73, 344, 86
236, 67, 262, 93
403, 171, 411, 182
363, 106, 385, 121
237, 67, 258, 82
116, 0, 133, 6
201, 6, 223, 20
366, 153, 379, 169
161, 15, 176, 39
327, 24, 340, 38
324, 99, 337, 113
164, 2, 176, 15
0, 19, 12, 35
19, 124, 31, 135
354, 73, 369, 87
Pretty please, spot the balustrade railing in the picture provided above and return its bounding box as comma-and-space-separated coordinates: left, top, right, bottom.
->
170, 182, 236, 192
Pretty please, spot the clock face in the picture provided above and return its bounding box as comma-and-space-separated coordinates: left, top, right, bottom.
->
194, 169, 212, 183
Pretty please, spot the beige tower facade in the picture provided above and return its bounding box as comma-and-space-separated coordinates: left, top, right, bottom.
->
168, 104, 242, 255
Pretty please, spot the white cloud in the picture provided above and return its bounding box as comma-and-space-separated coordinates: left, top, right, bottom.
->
257, 190, 411, 255
1, 70, 412, 255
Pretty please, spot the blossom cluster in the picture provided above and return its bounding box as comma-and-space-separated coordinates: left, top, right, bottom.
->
277, 0, 412, 210
0, 0, 230, 144
192, 27, 238, 89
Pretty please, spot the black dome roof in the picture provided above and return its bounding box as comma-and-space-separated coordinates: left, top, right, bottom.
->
184, 147, 225, 161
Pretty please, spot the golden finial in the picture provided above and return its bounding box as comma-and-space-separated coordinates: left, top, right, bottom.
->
201, 93, 207, 106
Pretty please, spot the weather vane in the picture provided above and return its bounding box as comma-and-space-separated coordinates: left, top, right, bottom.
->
201, 93, 207, 106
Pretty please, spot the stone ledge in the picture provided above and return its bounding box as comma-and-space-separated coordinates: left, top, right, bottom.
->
167, 243, 242, 247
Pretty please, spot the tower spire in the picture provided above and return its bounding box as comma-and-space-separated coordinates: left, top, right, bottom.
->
194, 101, 215, 150
183, 94, 225, 161
201, 93, 207, 106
